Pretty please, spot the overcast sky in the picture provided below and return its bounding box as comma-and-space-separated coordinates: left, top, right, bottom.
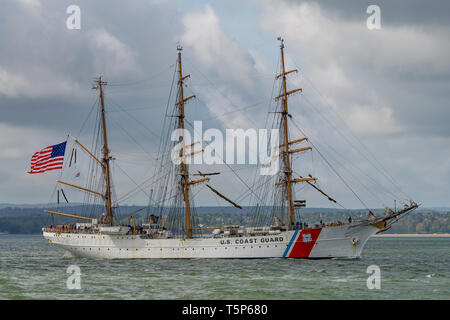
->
1, 0, 449, 209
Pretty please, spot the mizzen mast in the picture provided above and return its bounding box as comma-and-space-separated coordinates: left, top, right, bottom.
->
93, 76, 114, 226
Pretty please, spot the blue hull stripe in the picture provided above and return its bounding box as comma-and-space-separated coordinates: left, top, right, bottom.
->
283, 230, 299, 258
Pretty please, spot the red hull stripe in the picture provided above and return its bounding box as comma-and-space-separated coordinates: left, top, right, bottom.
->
288, 228, 322, 258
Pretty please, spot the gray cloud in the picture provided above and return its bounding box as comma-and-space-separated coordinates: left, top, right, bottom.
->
286, 0, 450, 26
0, 0, 449, 208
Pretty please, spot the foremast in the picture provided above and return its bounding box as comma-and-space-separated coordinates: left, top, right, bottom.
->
276, 38, 314, 229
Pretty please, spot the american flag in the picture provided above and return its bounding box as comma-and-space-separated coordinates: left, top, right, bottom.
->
28, 141, 67, 174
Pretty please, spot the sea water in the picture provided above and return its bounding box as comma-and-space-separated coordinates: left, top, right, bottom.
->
0, 235, 448, 299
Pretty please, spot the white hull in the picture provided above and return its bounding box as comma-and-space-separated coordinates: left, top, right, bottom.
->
43, 222, 380, 259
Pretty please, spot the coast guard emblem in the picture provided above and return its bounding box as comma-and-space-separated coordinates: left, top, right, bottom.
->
302, 233, 312, 243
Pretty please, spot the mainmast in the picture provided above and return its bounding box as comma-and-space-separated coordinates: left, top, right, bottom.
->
176, 46, 195, 238
93, 76, 114, 226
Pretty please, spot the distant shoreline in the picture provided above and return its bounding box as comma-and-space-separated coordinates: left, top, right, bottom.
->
0, 233, 41, 236
374, 233, 450, 237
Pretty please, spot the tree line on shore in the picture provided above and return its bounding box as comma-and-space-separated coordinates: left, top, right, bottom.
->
0, 205, 448, 234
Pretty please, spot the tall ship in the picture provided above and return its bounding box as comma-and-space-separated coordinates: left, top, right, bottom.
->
40, 40, 418, 259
